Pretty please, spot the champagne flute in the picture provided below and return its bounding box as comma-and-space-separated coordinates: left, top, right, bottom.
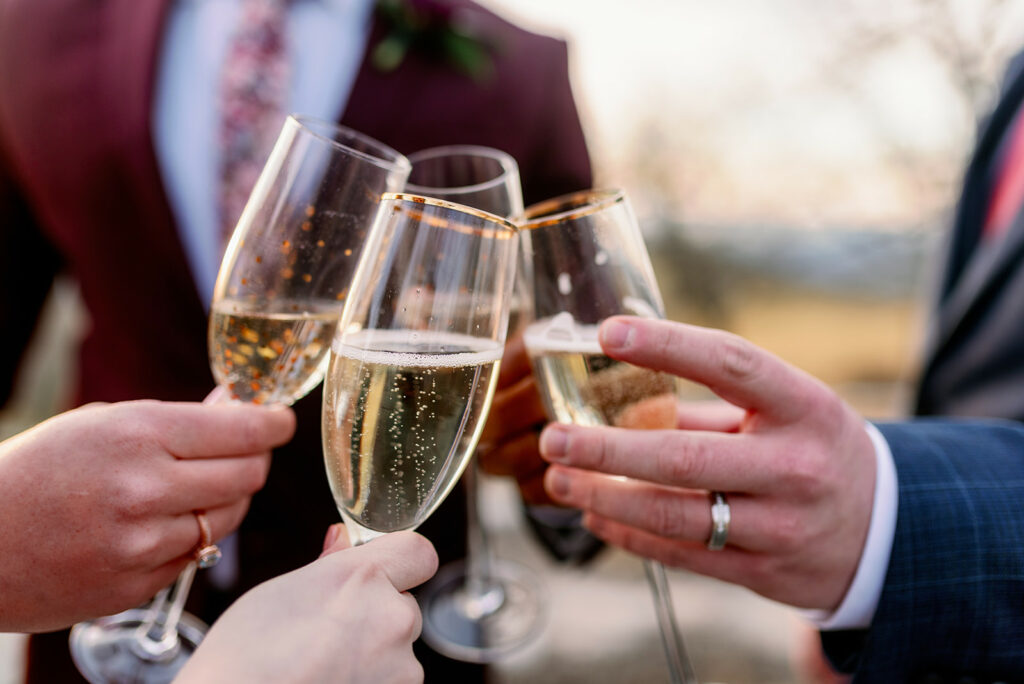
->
322, 193, 518, 551
402, 146, 546, 662
69, 115, 410, 684
520, 189, 699, 684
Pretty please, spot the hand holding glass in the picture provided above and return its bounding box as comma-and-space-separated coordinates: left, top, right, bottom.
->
520, 189, 697, 684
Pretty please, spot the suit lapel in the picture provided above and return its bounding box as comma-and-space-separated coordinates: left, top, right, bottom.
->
922, 65, 1024, 364
933, 209, 1024, 348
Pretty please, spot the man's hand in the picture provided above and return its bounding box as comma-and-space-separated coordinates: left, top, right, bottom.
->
539, 316, 876, 611
477, 333, 553, 504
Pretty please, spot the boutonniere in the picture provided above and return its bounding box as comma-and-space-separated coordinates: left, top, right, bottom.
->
372, 0, 495, 81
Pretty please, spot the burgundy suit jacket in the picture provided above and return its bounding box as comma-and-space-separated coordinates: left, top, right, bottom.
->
0, 1, 591, 680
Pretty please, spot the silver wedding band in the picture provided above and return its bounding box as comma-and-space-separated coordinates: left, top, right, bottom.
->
706, 491, 731, 551
193, 510, 222, 569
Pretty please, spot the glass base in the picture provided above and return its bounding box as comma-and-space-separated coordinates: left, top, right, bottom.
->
419, 559, 545, 663
69, 608, 208, 684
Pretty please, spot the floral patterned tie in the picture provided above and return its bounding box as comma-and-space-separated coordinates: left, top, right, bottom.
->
218, 0, 289, 245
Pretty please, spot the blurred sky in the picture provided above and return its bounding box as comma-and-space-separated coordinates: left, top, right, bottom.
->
479, 0, 1024, 230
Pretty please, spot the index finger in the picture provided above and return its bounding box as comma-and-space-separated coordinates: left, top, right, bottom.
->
540, 422, 773, 493
123, 401, 297, 459
354, 531, 439, 592
599, 317, 828, 423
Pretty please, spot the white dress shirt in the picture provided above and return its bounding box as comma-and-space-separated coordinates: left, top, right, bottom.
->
801, 423, 899, 630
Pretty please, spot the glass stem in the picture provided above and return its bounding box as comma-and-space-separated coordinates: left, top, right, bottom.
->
462, 461, 504, 618
644, 559, 698, 684
344, 518, 387, 547
130, 562, 197, 661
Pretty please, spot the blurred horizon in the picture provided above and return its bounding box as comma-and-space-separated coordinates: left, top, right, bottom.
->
482, 0, 1024, 230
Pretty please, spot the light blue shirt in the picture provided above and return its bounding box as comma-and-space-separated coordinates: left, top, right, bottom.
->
152, 0, 375, 308
152, 0, 373, 588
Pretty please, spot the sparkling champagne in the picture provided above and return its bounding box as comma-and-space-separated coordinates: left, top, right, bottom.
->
208, 298, 341, 405
323, 330, 503, 535
524, 314, 678, 429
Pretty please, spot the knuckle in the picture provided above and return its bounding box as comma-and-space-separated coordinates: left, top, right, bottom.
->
655, 435, 704, 485
582, 429, 605, 470
769, 509, 804, 552
568, 474, 595, 511
350, 558, 388, 588
647, 491, 687, 538
114, 477, 160, 521
393, 601, 420, 641
716, 332, 760, 382
777, 447, 828, 499
591, 428, 621, 473
234, 411, 271, 453
654, 326, 676, 360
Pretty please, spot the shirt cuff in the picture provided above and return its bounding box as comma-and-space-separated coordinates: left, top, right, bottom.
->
797, 421, 898, 630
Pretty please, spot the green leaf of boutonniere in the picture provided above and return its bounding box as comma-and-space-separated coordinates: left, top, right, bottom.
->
373, 0, 495, 82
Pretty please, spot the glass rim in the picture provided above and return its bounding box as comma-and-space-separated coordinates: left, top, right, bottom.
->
382, 192, 519, 237
520, 189, 626, 229
405, 145, 520, 195
289, 115, 412, 174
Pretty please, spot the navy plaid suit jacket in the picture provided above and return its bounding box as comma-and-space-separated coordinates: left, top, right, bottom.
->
822, 420, 1024, 682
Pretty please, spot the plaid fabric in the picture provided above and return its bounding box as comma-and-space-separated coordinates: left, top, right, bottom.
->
218, 0, 289, 244
823, 419, 1024, 682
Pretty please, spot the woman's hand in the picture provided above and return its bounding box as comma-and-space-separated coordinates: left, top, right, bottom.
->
177, 526, 438, 684
0, 399, 295, 631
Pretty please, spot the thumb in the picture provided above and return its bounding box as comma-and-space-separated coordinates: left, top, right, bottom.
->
319, 523, 351, 557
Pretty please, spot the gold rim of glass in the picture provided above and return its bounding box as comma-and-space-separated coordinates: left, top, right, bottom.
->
290, 115, 412, 174
405, 145, 519, 196
520, 189, 625, 229
382, 192, 519, 238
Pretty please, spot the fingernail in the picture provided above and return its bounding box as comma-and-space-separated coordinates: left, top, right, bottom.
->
600, 319, 633, 350
322, 523, 342, 553
546, 468, 571, 498
539, 425, 568, 462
